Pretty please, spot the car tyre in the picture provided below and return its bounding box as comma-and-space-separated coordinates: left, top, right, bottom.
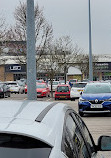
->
71, 98, 75, 101
8, 92, 10, 97
2, 93, 5, 98
79, 111, 84, 117
21, 90, 24, 94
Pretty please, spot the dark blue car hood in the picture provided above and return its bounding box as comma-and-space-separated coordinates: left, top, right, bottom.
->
82, 93, 111, 100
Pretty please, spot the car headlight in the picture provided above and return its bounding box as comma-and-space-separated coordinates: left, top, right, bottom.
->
79, 97, 87, 102
105, 98, 111, 101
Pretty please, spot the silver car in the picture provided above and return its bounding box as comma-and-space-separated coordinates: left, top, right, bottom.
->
0, 100, 111, 158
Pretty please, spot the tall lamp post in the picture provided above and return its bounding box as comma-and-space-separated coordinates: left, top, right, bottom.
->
88, 0, 93, 81
26, 0, 37, 100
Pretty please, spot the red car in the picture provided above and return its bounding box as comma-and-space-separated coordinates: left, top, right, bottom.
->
55, 84, 70, 100
36, 83, 50, 97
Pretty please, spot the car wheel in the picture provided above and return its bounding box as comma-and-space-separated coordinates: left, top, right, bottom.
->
55, 98, 57, 100
8, 92, 10, 97
22, 90, 24, 94
71, 98, 75, 101
2, 93, 5, 98
79, 111, 84, 117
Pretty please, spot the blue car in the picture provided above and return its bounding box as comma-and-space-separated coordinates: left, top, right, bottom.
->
78, 82, 111, 116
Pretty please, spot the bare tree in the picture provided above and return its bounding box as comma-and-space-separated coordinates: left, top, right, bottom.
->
54, 36, 83, 83
75, 53, 99, 80
0, 14, 6, 40
37, 43, 61, 97
5, 1, 53, 62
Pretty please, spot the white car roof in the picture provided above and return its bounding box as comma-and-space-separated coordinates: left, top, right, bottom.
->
87, 82, 111, 85
0, 100, 68, 147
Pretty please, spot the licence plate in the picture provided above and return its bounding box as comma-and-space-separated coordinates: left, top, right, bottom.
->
91, 104, 103, 108
60, 96, 66, 98
77, 90, 83, 92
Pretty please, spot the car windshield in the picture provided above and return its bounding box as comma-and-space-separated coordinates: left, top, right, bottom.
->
36, 80, 44, 83
57, 86, 69, 92
72, 83, 87, 88
49, 82, 59, 85
59, 80, 65, 83
84, 84, 111, 94
0, 133, 51, 158
36, 84, 46, 88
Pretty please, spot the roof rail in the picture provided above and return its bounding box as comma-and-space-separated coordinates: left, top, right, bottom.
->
35, 102, 59, 122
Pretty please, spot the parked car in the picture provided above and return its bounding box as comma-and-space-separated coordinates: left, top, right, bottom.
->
36, 83, 50, 97
0, 83, 10, 98
17, 80, 25, 94
36, 79, 45, 83
59, 80, 65, 85
78, 82, 111, 117
69, 79, 78, 84
0, 100, 111, 158
4, 81, 21, 94
19, 78, 27, 84
70, 82, 87, 100
48, 81, 60, 91
55, 84, 70, 100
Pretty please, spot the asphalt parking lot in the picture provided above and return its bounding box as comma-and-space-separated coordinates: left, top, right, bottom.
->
2, 93, 111, 157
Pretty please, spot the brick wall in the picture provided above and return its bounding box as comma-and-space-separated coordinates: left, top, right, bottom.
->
0, 66, 5, 81
0, 65, 14, 81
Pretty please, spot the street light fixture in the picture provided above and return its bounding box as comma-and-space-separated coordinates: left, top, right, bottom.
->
88, 0, 93, 81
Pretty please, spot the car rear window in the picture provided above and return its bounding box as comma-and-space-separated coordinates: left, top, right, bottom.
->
0, 133, 51, 158
70, 79, 77, 82
72, 83, 87, 88
49, 82, 59, 85
36, 84, 46, 88
57, 86, 69, 92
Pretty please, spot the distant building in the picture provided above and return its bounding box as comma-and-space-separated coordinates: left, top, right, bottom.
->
0, 41, 111, 81
67, 67, 82, 81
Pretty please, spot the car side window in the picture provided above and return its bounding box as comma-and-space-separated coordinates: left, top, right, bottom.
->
61, 115, 77, 158
62, 114, 90, 158
73, 113, 96, 156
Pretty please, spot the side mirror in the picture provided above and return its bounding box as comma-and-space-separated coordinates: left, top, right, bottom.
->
97, 136, 111, 151
80, 91, 82, 95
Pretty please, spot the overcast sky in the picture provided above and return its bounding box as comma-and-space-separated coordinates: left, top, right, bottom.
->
1, 0, 111, 55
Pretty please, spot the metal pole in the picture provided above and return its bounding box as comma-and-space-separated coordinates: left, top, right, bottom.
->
88, 0, 93, 81
26, 0, 37, 100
